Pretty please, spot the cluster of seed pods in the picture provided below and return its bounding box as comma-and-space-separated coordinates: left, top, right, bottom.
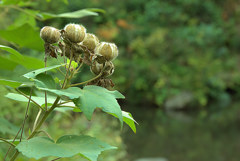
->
40, 24, 119, 88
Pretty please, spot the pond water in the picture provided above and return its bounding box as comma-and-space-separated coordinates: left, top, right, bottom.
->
122, 105, 240, 161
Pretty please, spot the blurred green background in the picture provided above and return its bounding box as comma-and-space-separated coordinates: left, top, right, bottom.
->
1, 0, 240, 161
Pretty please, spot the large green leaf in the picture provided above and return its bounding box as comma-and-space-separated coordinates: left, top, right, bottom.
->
0, 24, 44, 51
73, 86, 123, 125
23, 64, 63, 79
5, 93, 56, 106
0, 79, 22, 88
34, 83, 124, 125
0, 45, 44, 69
39, 9, 99, 20
16, 135, 116, 160
30, 73, 124, 125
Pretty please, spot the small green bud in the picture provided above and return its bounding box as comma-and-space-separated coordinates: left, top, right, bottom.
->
40, 26, 60, 44
82, 33, 99, 51
64, 23, 86, 43
94, 42, 118, 61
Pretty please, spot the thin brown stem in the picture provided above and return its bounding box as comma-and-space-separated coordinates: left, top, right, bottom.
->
4, 123, 22, 160
62, 47, 73, 88
20, 88, 33, 142
0, 138, 16, 147
45, 56, 48, 111
10, 97, 61, 161
16, 89, 44, 111
52, 157, 61, 161
36, 130, 53, 140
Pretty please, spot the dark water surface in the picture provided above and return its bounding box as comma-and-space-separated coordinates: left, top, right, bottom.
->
122, 105, 240, 161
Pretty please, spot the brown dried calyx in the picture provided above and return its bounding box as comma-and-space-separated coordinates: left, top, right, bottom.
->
40, 26, 60, 44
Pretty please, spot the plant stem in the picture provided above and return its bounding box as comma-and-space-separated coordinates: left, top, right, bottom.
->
16, 89, 44, 111
70, 71, 102, 87
20, 88, 32, 142
36, 130, 53, 140
62, 47, 73, 88
32, 109, 42, 131
0, 138, 16, 147
10, 97, 61, 161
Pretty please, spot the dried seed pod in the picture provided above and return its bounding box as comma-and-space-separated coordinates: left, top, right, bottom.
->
90, 61, 103, 75
81, 33, 99, 51
94, 42, 118, 61
64, 23, 86, 43
40, 26, 60, 44
91, 61, 114, 77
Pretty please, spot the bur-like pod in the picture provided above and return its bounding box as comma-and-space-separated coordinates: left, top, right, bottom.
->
64, 23, 86, 43
94, 42, 118, 61
82, 33, 99, 51
40, 26, 60, 44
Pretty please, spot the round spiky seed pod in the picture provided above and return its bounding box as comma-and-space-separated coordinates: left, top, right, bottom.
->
82, 33, 99, 51
64, 23, 86, 43
40, 26, 60, 44
91, 61, 114, 77
94, 42, 118, 61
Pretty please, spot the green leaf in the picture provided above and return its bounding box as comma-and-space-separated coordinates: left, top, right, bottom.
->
39, 9, 99, 20
109, 111, 137, 133
35, 84, 124, 125
0, 117, 19, 135
23, 64, 64, 79
35, 73, 56, 89
121, 111, 137, 133
73, 86, 123, 126
0, 45, 44, 70
8, 10, 37, 30
0, 45, 22, 58
32, 75, 124, 126
0, 24, 44, 51
0, 79, 22, 88
5, 93, 56, 106
16, 135, 116, 160
0, 55, 18, 70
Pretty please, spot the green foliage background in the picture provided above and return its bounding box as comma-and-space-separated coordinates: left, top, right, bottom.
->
1, 0, 240, 161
